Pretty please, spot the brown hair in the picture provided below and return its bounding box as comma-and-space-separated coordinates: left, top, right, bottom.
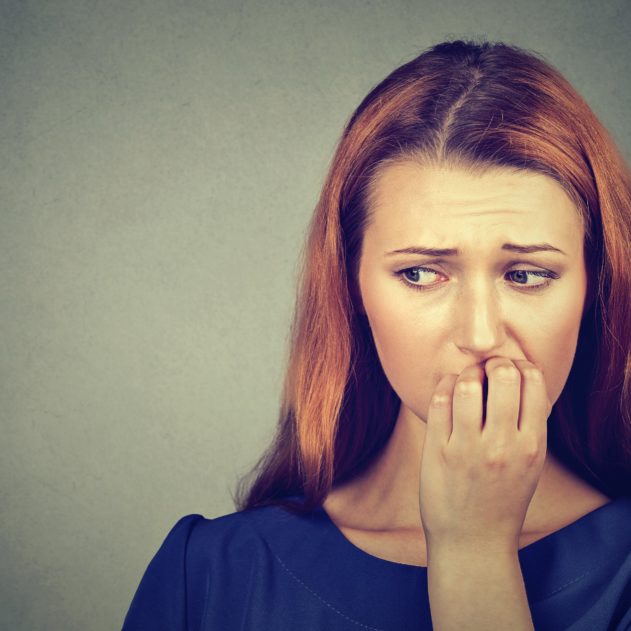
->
233, 38, 631, 514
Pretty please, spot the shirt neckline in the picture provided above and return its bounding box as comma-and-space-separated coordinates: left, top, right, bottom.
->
314, 494, 626, 571
246, 493, 631, 626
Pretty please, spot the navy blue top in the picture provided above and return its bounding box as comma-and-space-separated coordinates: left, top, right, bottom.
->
122, 495, 631, 630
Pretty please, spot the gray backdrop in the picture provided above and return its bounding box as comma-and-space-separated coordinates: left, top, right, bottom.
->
1, 1, 629, 629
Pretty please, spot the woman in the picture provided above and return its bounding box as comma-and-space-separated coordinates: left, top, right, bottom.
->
122, 39, 631, 630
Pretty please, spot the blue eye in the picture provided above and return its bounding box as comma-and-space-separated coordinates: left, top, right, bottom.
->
505, 269, 555, 290
397, 267, 441, 288
395, 267, 558, 293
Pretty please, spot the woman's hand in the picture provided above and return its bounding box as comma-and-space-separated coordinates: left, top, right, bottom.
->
418, 357, 552, 552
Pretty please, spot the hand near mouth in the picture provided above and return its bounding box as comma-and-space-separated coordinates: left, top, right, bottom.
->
418, 357, 553, 553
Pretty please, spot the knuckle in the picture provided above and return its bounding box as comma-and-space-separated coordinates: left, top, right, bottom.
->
491, 364, 520, 383
430, 393, 450, 408
490, 364, 520, 383
483, 448, 510, 469
521, 437, 544, 465
455, 379, 481, 396
523, 366, 544, 382
523, 449, 542, 467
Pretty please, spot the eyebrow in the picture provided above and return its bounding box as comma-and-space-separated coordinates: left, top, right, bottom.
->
384, 243, 567, 257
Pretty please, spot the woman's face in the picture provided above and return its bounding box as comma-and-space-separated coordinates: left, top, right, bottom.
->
358, 161, 588, 423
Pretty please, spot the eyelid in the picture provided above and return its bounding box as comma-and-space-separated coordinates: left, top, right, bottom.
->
395, 265, 559, 292
394, 259, 560, 274
394, 257, 559, 269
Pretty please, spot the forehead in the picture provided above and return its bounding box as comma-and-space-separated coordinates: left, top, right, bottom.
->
365, 161, 584, 252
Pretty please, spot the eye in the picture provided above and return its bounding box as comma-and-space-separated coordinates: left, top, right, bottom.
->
505, 269, 556, 291
396, 267, 442, 289
394, 266, 558, 292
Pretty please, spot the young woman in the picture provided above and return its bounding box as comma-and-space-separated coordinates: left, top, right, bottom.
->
122, 39, 631, 630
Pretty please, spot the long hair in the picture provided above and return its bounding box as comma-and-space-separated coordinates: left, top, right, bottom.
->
233, 38, 631, 514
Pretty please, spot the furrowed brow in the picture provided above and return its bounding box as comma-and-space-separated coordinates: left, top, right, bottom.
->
384, 243, 567, 257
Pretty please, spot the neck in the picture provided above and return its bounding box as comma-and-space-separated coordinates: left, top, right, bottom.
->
325, 402, 592, 534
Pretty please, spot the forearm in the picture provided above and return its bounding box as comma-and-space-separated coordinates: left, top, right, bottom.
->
426, 543, 534, 631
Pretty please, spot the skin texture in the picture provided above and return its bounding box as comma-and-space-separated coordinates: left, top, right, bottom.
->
323, 160, 609, 562
361, 161, 586, 433
419, 356, 550, 548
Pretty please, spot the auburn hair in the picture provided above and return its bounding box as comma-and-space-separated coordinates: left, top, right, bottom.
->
233, 38, 631, 514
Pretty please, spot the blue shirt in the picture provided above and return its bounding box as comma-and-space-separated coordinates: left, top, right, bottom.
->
122, 495, 631, 630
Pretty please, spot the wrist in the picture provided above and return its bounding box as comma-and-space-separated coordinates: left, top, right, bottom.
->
426, 537, 520, 564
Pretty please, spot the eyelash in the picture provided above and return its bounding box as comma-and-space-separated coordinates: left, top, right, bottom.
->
394, 266, 559, 293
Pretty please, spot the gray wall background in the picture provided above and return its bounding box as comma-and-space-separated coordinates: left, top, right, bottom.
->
1, 1, 629, 629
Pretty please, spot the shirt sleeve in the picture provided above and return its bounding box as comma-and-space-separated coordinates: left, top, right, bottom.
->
121, 514, 205, 631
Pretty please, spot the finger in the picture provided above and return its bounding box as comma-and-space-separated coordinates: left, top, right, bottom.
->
513, 359, 550, 435
482, 358, 521, 441
451, 364, 485, 440
426, 374, 458, 447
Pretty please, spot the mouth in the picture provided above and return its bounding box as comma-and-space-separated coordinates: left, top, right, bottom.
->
481, 374, 489, 425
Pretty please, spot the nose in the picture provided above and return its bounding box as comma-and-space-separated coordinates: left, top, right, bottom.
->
454, 278, 506, 357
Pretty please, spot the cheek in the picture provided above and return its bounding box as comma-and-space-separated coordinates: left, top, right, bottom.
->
530, 299, 584, 405
360, 252, 588, 416
533, 262, 589, 400
362, 283, 586, 421
364, 290, 443, 421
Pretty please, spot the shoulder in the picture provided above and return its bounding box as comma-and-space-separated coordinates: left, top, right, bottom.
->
123, 504, 298, 630
169, 502, 316, 574
152, 504, 292, 563
184, 505, 285, 563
